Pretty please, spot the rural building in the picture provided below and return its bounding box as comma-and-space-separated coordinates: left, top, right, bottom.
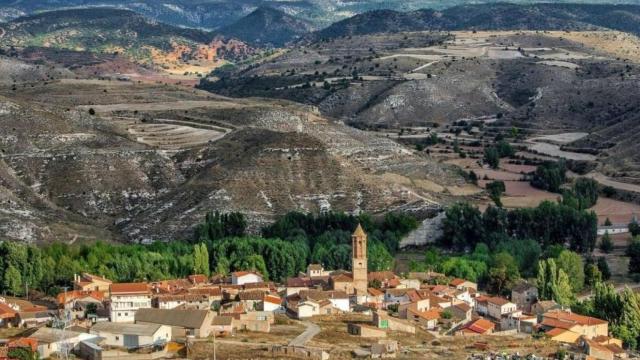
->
597, 225, 628, 236
407, 308, 440, 330
306, 264, 330, 278
450, 278, 478, 291
90, 322, 170, 348
211, 316, 234, 335
30, 328, 98, 359
373, 310, 416, 334
486, 297, 517, 320
233, 312, 274, 333
456, 318, 495, 336
450, 303, 472, 322
135, 308, 214, 339
540, 310, 608, 339
347, 323, 387, 338
330, 273, 354, 295
532, 300, 562, 318
74, 273, 112, 297
231, 271, 263, 286
0, 302, 17, 328
154, 293, 211, 310
511, 282, 538, 312
261, 294, 283, 312
109, 283, 151, 323
399, 299, 430, 319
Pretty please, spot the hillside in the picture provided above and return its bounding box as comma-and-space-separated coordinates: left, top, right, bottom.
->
220, 6, 313, 47
310, 3, 640, 40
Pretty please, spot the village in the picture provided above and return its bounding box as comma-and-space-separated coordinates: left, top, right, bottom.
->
0, 225, 629, 360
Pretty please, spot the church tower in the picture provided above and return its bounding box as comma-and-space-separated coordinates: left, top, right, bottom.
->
352, 223, 368, 296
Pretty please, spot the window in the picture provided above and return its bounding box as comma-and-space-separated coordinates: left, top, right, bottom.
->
116, 336, 119, 341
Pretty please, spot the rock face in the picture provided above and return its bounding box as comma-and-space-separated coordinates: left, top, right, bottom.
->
399, 211, 445, 249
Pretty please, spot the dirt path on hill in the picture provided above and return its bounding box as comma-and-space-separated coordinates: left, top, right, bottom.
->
289, 321, 320, 347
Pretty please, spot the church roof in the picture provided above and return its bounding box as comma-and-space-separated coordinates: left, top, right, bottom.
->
353, 224, 366, 237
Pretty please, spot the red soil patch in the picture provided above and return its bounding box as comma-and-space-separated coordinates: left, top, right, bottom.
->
475, 169, 525, 181
590, 198, 640, 225
500, 163, 537, 174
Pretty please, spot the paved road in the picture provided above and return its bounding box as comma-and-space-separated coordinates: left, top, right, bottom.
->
288, 321, 320, 347
577, 283, 640, 301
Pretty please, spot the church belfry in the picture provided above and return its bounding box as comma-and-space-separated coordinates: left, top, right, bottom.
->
352, 223, 368, 296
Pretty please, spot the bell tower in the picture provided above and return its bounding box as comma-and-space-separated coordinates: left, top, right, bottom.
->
352, 223, 368, 296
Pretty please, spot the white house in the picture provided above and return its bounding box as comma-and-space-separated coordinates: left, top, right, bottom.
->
297, 300, 320, 319
31, 328, 98, 359
487, 297, 517, 320
231, 272, 263, 286
327, 293, 350, 312
384, 289, 411, 305
597, 225, 628, 236
109, 283, 151, 323
261, 295, 284, 313
90, 322, 171, 348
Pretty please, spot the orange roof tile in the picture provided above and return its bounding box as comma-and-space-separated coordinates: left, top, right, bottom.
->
110, 282, 149, 294
0, 303, 17, 319
263, 295, 282, 305
464, 319, 495, 334
56, 290, 104, 305
544, 310, 607, 326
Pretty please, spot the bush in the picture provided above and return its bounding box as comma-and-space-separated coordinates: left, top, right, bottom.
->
531, 161, 566, 193
599, 233, 613, 253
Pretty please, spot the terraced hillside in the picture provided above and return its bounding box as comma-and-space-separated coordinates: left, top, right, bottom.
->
0, 69, 463, 243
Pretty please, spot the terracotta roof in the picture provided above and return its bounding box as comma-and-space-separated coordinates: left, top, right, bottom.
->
300, 290, 348, 301
188, 274, 208, 284
541, 318, 576, 330
212, 316, 233, 326
238, 291, 265, 301
110, 282, 150, 295
406, 290, 422, 302
464, 319, 495, 334
454, 303, 471, 312
487, 297, 512, 306
386, 278, 401, 288
368, 288, 384, 297
353, 224, 366, 237
450, 278, 468, 286
8, 338, 38, 352
155, 294, 209, 302
0, 302, 17, 319
410, 308, 441, 321
56, 290, 104, 305
287, 277, 312, 288
544, 310, 607, 326
188, 287, 222, 297
331, 273, 353, 282
385, 288, 410, 297
367, 271, 397, 282
263, 295, 282, 305
545, 327, 569, 337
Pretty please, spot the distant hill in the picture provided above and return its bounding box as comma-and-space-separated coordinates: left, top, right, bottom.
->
0, 8, 213, 51
310, 3, 640, 40
220, 6, 313, 47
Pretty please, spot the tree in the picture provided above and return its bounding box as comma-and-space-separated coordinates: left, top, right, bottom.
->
537, 258, 574, 306
604, 218, 613, 226
572, 178, 599, 209
3, 265, 22, 296
531, 161, 566, 193
585, 264, 602, 287
487, 252, 520, 295
486, 181, 506, 207
557, 250, 585, 293
598, 257, 611, 280
496, 140, 515, 158
600, 232, 614, 253
368, 241, 394, 271
441, 202, 484, 251
484, 147, 500, 169
630, 220, 640, 237
627, 238, 640, 274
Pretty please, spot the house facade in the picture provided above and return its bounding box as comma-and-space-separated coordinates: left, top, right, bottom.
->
109, 283, 151, 323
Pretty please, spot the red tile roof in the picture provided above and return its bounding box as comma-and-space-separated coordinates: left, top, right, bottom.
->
263, 295, 282, 305
188, 274, 208, 284
487, 297, 512, 306
56, 290, 104, 305
544, 310, 607, 326
450, 278, 468, 286
0, 302, 17, 319
110, 282, 150, 294
464, 319, 495, 334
